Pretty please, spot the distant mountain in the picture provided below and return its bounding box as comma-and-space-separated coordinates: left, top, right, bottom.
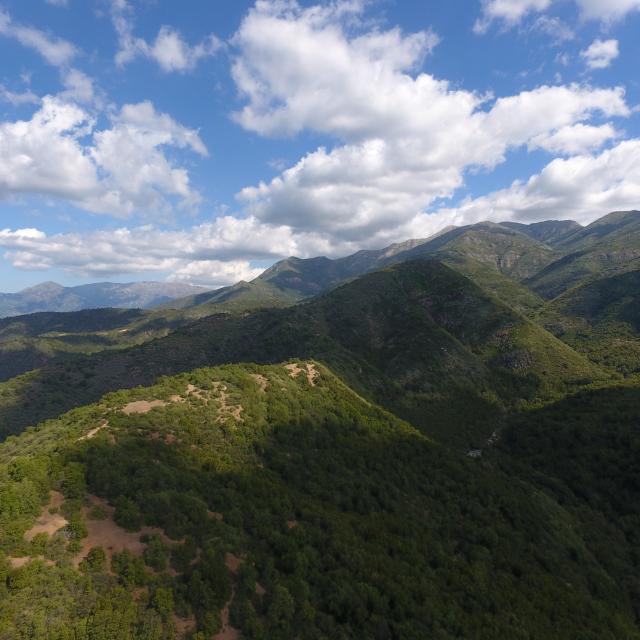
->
163, 221, 562, 314
0, 280, 209, 318
526, 210, 640, 298
500, 220, 581, 245
171, 212, 640, 317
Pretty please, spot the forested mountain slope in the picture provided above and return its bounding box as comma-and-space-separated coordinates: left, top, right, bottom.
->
526, 211, 640, 298
0, 261, 607, 445
539, 269, 640, 374
1, 361, 638, 639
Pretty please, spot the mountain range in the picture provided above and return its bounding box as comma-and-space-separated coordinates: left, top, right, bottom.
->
0, 280, 209, 318
0, 210, 639, 639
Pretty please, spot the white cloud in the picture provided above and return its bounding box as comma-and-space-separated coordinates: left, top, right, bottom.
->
168, 260, 264, 287
60, 68, 95, 103
0, 97, 99, 201
416, 138, 640, 233
574, 0, 640, 21
528, 122, 619, 154
476, 0, 640, 30
0, 84, 40, 106
0, 215, 329, 286
149, 26, 223, 73
581, 39, 619, 69
474, 0, 552, 32
531, 16, 574, 42
0, 97, 206, 217
232, 1, 629, 246
8, 137, 640, 284
110, 1, 222, 72
45, 0, 69, 6
117, 101, 208, 156
0, 9, 77, 67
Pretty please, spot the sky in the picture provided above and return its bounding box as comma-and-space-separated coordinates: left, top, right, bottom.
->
0, 0, 639, 292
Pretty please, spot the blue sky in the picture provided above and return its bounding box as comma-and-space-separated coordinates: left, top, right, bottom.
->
0, 0, 639, 292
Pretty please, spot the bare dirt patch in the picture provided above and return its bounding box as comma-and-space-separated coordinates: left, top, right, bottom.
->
214, 612, 240, 640
285, 362, 318, 386
224, 552, 243, 574
122, 400, 168, 415
250, 373, 269, 393
74, 495, 181, 568
24, 491, 67, 541
212, 382, 244, 424
8, 556, 55, 569
286, 519, 298, 530
186, 384, 209, 403
174, 614, 196, 638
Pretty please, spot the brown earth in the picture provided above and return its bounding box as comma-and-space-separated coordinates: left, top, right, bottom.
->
285, 362, 318, 386
250, 373, 269, 393
122, 400, 168, 415
174, 614, 197, 638
74, 495, 182, 568
9, 556, 56, 569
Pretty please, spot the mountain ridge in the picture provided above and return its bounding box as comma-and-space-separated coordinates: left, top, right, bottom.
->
0, 280, 210, 318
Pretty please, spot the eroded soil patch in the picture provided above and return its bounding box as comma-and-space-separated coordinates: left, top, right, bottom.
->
285, 362, 318, 386
74, 495, 181, 568
122, 400, 168, 415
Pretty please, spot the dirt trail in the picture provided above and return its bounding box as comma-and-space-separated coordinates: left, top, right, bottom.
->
212, 382, 244, 424
211, 553, 243, 640
24, 491, 67, 541
78, 419, 109, 441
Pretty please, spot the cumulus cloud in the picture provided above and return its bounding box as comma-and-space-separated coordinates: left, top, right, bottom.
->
575, 0, 640, 21
7, 137, 638, 285
0, 8, 77, 66
416, 138, 640, 233
0, 215, 340, 286
474, 0, 552, 33
0, 97, 206, 217
528, 122, 619, 154
0, 84, 40, 106
110, 0, 223, 72
581, 39, 619, 69
476, 0, 640, 30
232, 1, 629, 246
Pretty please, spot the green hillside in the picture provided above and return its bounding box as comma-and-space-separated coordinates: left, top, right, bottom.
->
1, 362, 638, 639
526, 211, 640, 298
540, 269, 640, 374
0, 261, 606, 445
400, 222, 558, 281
